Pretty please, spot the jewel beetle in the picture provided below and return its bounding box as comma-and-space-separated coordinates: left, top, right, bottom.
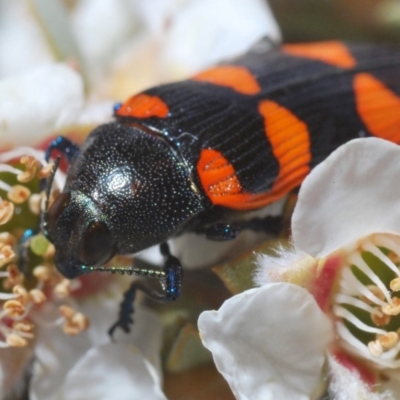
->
41, 40, 400, 335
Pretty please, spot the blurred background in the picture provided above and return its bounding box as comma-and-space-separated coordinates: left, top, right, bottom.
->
271, 0, 400, 44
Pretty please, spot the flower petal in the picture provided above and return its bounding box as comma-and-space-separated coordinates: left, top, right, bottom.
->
160, 0, 282, 75
0, 64, 84, 148
59, 344, 167, 400
71, 0, 140, 83
30, 290, 164, 399
328, 356, 389, 400
292, 138, 400, 257
198, 282, 333, 400
0, 2, 53, 77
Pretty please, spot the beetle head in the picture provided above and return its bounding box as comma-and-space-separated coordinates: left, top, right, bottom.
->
46, 123, 207, 279
47, 190, 116, 279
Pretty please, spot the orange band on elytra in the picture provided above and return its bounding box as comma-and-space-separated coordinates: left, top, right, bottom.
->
193, 66, 261, 95
116, 94, 169, 119
354, 73, 400, 143
283, 41, 356, 69
197, 147, 309, 210
196, 148, 273, 210
258, 99, 312, 201
197, 101, 311, 210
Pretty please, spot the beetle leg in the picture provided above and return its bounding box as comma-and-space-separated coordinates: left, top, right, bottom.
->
202, 224, 241, 241
39, 136, 78, 195
236, 215, 282, 236
108, 279, 154, 337
198, 215, 282, 242
108, 242, 182, 337
45, 136, 80, 163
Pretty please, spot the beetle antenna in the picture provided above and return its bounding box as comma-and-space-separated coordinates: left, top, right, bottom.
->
40, 156, 61, 238
81, 265, 166, 279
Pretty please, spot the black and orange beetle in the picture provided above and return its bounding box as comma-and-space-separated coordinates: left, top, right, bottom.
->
41, 41, 400, 335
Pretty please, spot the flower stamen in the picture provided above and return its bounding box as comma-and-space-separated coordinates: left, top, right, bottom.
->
363, 240, 400, 279
390, 278, 400, 292
17, 155, 41, 183
7, 185, 31, 204
4, 299, 26, 318
368, 340, 383, 357
29, 289, 47, 304
0, 149, 88, 349
378, 331, 399, 350
59, 305, 90, 335
334, 293, 378, 314
382, 298, 400, 316
6, 333, 28, 347
339, 268, 386, 307
334, 305, 388, 335
0, 200, 14, 225
0, 244, 15, 268
347, 253, 392, 304
334, 234, 400, 367
370, 308, 391, 326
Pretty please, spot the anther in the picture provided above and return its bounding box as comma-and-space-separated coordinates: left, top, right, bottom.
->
6, 264, 24, 286
33, 265, 52, 282
378, 331, 399, 350
13, 321, 34, 333
17, 155, 40, 183
390, 278, 400, 292
6, 333, 28, 347
382, 297, 400, 316
368, 340, 383, 357
59, 305, 90, 335
0, 232, 16, 247
7, 185, 31, 204
4, 299, 25, 317
29, 289, 47, 304
71, 312, 90, 332
13, 285, 29, 304
37, 163, 54, 179
62, 312, 90, 335
54, 279, 71, 298
371, 308, 391, 326
59, 305, 75, 319
388, 251, 400, 264
0, 244, 15, 268
0, 201, 14, 225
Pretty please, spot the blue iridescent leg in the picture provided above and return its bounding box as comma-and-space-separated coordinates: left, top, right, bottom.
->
237, 215, 282, 236
45, 136, 80, 163
199, 215, 282, 242
108, 242, 182, 337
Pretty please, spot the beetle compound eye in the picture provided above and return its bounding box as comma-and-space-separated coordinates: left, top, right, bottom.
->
79, 221, 114, 266
47, 192, 71, 233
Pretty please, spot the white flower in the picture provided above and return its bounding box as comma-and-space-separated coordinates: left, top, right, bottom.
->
0, 0, 281, 98
30, 291, 166, 400
199, 283, 333, 400
0, 0, 282, 398
199, 138, 400, 399
0, 65, 85, 148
